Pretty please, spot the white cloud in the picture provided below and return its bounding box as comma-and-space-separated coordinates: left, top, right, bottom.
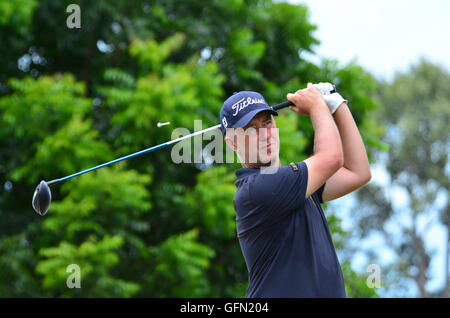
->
294, 0, 450, 80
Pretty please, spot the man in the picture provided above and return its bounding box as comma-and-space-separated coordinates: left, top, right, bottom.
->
220, 83, 371, 297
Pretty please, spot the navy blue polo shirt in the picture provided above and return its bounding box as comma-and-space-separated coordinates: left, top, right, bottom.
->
233, 161, 346, 298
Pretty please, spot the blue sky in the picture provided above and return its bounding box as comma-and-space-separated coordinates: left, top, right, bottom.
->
292, 0, 449, 296
295, 0, 450, 80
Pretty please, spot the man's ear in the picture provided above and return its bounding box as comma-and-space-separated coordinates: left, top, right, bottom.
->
224, 134, 237, 152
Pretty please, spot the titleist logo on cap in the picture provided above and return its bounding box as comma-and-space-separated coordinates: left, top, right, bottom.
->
232, 97, 266, 116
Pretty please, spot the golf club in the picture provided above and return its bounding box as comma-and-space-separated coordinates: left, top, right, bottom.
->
32, 86, 337, 216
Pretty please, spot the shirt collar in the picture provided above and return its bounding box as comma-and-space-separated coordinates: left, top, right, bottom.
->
235, 167, 260, 180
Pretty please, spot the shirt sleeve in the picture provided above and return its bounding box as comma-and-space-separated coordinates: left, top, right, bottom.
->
313, 182, 326, 204
248, 161, 309, 224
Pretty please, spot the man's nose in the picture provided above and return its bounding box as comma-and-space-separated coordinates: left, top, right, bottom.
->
258, 126, 271, 142
266, 126, 272, 140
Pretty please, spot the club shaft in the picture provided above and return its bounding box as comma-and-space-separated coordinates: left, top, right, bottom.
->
47, 87, 338, 186
50, 124, 221, 184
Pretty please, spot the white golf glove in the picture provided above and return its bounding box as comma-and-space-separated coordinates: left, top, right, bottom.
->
313, 82, 347, 114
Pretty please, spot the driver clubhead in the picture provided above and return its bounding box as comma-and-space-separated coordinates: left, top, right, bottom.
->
32, 180, 51, 216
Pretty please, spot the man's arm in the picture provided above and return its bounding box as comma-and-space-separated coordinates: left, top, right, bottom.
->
321, 102, 371, 202
287, 83, 344, 199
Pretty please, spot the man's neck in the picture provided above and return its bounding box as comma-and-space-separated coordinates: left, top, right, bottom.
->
242, 158, 281, 169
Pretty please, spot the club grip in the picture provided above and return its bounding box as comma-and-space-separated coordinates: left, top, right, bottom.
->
271, 85, 337, 111
272, 101, 294, 111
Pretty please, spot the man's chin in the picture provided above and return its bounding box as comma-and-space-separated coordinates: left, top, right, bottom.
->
257, 156, 280, 167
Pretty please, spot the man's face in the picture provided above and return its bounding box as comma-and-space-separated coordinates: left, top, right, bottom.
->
225, 111, 280, 168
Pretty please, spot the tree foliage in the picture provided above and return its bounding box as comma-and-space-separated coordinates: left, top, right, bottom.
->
0, 0, 384, 297
353, 60, 449, 297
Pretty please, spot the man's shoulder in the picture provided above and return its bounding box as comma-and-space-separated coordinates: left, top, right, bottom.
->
252, 161, 307, 187
235, 162, 308, 203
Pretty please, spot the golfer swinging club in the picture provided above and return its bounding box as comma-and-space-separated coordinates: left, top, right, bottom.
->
220, 82, 371, 297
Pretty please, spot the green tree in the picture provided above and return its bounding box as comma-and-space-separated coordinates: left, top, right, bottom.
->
353, 60, 449, 297
0, 0, 385, 297
0, 0, 37, 87
36, 235, 140, 297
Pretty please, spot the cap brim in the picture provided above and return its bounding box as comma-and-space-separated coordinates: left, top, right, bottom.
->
232, 108, 278, 130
